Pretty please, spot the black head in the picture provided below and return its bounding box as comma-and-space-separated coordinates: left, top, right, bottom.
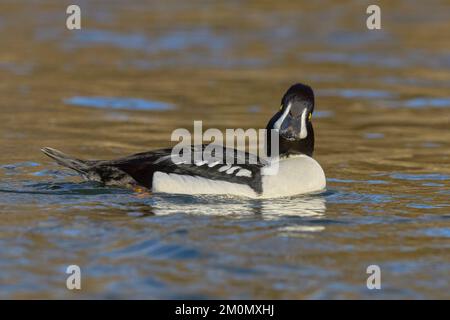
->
266, 83, 315, 157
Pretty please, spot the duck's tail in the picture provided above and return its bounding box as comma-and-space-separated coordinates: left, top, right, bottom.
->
41, 147, 90, 175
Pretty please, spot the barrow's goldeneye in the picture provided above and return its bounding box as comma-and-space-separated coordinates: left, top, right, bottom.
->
41, 83, 326, 198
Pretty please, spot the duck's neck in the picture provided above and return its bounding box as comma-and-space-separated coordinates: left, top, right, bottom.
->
265, 122, 314, 158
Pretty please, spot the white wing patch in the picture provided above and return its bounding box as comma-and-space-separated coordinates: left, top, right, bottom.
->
155, 153, 253, 178
196, 161, 253, 178
225, 166, 241, 174
235, 169, 252, 177
218, 164, 231, 172
208, 161, 220, 167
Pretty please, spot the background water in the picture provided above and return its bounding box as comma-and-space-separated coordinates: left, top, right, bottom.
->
0, 0, 449, 299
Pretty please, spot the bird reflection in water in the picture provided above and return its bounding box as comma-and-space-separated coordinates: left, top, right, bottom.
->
140, 193, 327, 236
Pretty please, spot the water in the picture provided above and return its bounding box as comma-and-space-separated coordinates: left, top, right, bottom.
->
65, 96, 173, 111
0, 0, 449, 299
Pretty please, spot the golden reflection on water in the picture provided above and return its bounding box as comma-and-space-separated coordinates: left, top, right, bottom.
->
0, 0, 449, 299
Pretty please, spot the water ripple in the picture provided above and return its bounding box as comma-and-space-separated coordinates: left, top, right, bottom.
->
64, 96, 173, 111
390, 173, 450, 181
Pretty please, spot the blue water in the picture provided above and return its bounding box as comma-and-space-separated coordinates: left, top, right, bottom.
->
65, 96, 174, 111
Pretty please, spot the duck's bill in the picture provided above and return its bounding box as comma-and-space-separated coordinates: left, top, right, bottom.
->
279, 108, 308, 141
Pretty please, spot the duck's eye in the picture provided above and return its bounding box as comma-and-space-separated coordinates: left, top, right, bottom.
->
279, 104, 283, 110
309, 112, 312, 120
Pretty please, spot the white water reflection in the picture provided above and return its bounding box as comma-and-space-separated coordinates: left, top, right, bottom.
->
148, 194, 324, 216
147, 194, 327, 236
259, 196, 326, 218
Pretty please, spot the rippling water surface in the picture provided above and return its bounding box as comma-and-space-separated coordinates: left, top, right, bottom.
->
0, 0, 449, 299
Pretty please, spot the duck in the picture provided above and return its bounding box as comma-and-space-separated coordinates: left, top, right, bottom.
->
41, 83, 326, 198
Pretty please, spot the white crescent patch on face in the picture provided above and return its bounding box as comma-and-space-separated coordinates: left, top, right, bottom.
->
273, 102, 292, 132
299, 108, 308, 139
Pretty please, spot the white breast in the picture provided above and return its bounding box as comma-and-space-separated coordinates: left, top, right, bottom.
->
260, 155, 326, 198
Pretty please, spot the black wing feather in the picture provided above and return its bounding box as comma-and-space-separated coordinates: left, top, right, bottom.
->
94, 145, 265, 193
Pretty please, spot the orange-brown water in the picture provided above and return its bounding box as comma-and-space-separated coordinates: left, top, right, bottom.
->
0, 0, 449, 299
